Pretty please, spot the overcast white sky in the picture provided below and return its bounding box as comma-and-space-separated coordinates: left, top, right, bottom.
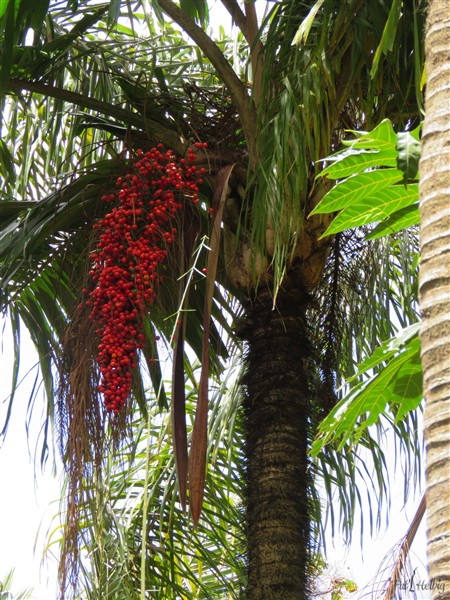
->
0, 321, 60, 599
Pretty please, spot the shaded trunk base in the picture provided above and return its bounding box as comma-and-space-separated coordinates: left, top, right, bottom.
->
240, 282, 315, 600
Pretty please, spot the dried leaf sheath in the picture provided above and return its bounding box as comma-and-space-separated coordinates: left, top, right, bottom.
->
172, 315, 189, 510
57, 302, 107, 595
189, 164, 236, 525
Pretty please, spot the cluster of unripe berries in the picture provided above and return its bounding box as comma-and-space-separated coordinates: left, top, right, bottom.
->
86, 144, 207, 413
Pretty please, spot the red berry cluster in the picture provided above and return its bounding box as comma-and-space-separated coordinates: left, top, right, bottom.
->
87, 144, 207, 413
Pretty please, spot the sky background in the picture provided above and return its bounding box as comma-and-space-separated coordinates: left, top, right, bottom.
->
0, 321, 60, 599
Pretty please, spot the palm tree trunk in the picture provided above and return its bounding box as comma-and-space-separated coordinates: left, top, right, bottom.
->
419, 0, 450, 595
240, 281, 313, 599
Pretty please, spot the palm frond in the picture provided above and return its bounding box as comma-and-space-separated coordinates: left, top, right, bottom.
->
50, 357, 246, 599
248, 0, 425, 295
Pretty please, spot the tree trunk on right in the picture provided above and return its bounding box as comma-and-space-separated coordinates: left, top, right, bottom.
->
419, 0, 450, 596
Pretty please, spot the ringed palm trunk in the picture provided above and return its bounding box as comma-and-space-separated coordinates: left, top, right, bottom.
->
240, 279, 313, 599
419, 0, 450, 595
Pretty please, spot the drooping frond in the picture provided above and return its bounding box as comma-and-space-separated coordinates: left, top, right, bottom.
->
356, 494, 426, 600
309, 121, 422, 545
51, 357, 246, 599
248, 0, 426, 294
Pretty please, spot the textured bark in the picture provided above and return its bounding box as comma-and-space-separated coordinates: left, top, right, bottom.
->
419, 0, 450, 597
240, 282, 313, 599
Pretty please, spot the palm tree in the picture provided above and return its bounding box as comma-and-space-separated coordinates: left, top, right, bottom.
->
0, 1, 426, 598
419, 0, 450, 594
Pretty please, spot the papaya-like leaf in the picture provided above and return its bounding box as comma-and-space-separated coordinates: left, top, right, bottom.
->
392, 345, 423, 422
366, 203, 420, 240
320, 184, 418, 236
313, 119, 421, 241
396, 131, 421, 183
347, 323, 420, 384
311, 169, 404, 216
319, 148, 397, 180
343, 119, 397, 150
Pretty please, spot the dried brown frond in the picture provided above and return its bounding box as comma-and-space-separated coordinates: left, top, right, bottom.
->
55, 228, 133, 597
358, 495, 426, 600
140, 82, 247, 163
56, 294, 105, 597
383, 495, 426, 600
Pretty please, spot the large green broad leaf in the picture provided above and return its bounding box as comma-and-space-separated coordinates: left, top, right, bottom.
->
366, 203, 420, 240
342, 119, 398, 150
311, 119, 420, 237
319, 184, 418, 236
311, 323, 422, 454
311, 120, 423, 459
396, 131, 421, 182
317, 148, 398, 180
311, 168, 404, 214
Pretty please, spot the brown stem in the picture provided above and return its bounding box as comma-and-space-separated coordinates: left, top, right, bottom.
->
244, 1, 264, 107
8, 78, 186, 153
156, 0, 256, 155
241, 284, 313, 599
220, 0, 248, 39
384, 494, 427, 600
